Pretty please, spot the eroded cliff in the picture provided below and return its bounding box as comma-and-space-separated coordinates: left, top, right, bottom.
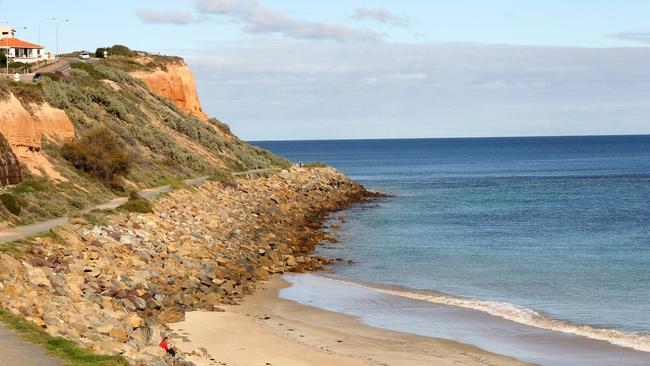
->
131, 62, 209, 120
0, 133, 22, 186
0, 93, 74, 181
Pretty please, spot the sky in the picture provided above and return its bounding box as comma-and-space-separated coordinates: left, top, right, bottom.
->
2, 0, 650, 140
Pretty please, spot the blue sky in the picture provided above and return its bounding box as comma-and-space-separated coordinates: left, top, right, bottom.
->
2, 0, 650, 139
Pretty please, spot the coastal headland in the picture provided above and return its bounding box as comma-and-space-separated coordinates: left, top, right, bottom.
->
0, 46, 532, 365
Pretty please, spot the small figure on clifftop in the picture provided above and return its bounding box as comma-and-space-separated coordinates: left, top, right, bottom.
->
160, 336, 176, 357
299, 161, 303, 168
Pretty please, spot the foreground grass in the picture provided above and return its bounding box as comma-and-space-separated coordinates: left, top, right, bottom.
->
0, 309, 129, 366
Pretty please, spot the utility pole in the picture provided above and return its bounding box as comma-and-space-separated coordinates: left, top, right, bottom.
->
55, 19, 69, 61
1, 21, 7, 75
38, 17, 55, 48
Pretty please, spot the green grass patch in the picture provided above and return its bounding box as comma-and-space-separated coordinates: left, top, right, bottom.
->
70, 62, 107, 80
0, 309, 129, 366
156, 177, 189, 190
208, 170, 238, 188
116, 191, 153, 214
70, 209, 114, 226
0, 193, 24, 215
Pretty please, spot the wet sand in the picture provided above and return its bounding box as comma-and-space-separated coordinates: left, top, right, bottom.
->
169, 276, 530, 366
280, 274, 650, 366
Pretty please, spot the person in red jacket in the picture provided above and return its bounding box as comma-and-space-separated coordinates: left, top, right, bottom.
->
159, 336, 176, 357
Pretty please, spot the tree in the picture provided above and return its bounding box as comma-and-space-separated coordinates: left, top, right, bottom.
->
0, 49, 6, 68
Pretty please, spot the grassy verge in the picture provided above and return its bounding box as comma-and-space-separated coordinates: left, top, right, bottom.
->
0, 230, 57, 258
0, 309, 129, 366
117, 192, 154, 214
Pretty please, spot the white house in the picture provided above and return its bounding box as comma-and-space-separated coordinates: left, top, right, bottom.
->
0, 26, 49, 64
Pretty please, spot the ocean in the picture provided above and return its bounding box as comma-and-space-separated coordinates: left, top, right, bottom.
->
252, 136, 650, 365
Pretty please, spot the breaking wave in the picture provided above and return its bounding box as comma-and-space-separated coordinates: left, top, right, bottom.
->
334, 278, 650, 352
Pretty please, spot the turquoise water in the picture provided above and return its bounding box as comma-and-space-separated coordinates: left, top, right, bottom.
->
254, 136, 650, 358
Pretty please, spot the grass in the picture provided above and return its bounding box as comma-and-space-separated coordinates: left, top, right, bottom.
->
69, 62, 108, 80
0, 239, 30, 257
208, 170, 238, 188
0, 193, 24, 215
69, 209, 114, 226
0, 309, 129, 366
0, 231, 57, 258
116, 192, 154, 214
156, 177, 189, 190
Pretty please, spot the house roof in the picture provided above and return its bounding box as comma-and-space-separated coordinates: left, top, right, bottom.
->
0, 38, 44, 49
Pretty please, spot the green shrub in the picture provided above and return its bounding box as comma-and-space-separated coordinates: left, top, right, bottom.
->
95, 47, 107, 58
0, 193, 23, 215
8, 61, 31, 72
70, 62, 107, 80
117, 191, 153, 213
108, 45, 134, 56
62, 127, 132, 182
94, 65, 145, 87
38, 72, 60, 82
41, 78, 90, 110
208, 118, 232, 134
11, 179, 48, 194
3, 80, 44, 105
161, 116, 225, 152
82, 87, 127, 119
209, 170, 237, 188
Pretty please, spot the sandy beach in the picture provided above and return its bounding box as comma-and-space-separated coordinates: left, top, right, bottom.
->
169, 276, 531, 366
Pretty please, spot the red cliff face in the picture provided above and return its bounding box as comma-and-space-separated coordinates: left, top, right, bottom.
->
0, 93, 75, 181
131, 62, 209, 121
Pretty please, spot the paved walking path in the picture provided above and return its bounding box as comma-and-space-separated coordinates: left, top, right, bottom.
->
0, 170, 277, 244
0, 323, 61, 366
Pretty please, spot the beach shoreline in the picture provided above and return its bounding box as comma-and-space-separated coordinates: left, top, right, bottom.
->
169, 276, 531, 366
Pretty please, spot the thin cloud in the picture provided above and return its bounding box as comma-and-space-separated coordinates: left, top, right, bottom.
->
352, 7, 408, 26
196, 0, 381, 42
186, 42, 650, 140
609, 32, 650, 44
136, 8, 195, 25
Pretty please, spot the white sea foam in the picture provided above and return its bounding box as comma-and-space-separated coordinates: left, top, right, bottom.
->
333, 278, 650, 352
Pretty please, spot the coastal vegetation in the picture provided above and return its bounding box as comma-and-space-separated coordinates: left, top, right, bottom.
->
61, 127, 132, 186
116, 191, 154, 213
0, 45, 290, 225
